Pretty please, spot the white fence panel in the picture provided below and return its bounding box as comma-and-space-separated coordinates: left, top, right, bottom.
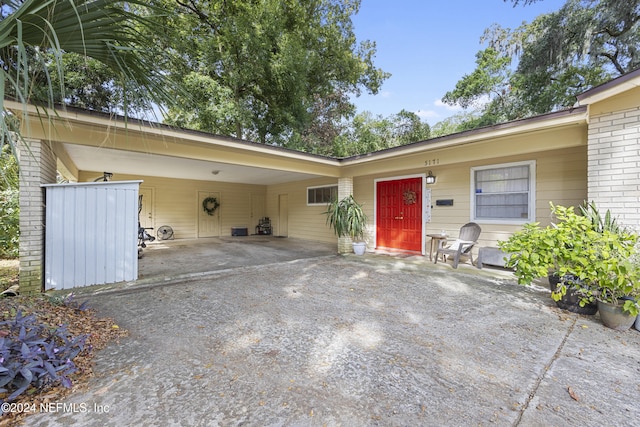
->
43, 181, 142, 290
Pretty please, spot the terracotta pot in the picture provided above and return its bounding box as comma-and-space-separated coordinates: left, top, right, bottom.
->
597, 299, 637, 331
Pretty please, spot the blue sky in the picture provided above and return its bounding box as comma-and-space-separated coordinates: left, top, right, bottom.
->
350, 0, 568, 123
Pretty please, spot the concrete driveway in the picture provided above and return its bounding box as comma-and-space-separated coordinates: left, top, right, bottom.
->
28, 241, 640, 426
136, 236, 338, 284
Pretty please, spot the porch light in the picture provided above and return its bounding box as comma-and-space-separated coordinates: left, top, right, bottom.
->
426, 170, 436, 184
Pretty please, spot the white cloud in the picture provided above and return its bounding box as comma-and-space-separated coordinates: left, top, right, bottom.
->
415, 110, 439, 119
434, 99, 462, 111
414, 99, 462, 121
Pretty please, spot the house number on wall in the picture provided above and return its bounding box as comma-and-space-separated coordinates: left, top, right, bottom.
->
424, 158, 440, 166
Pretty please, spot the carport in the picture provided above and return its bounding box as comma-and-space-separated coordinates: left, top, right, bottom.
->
12, 102, 348, 293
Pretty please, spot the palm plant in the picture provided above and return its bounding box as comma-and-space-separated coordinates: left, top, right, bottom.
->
324, 195, 368, 242
0, 0, 175, 155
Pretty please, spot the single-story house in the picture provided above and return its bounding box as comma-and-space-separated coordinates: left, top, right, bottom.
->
12, 68, 640, 292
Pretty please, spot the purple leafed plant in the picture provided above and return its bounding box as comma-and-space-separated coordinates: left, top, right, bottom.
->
0, 311, 87, 403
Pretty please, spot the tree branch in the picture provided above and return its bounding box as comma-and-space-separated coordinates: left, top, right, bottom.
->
598, 50, 626, 75
599, 14, 640, 38
175, 0, 219, 32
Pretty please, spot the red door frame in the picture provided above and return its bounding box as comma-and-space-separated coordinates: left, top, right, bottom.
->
374, 174, 426, 254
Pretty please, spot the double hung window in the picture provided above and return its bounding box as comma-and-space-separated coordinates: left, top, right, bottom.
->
471, 161, 535, 223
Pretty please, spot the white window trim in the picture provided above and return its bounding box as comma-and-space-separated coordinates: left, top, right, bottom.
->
470, 160, 536, 224
306, 184, 338, 206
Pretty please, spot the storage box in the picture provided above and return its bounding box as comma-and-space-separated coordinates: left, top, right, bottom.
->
231, 227, 248, 236
477, 247, 513, 269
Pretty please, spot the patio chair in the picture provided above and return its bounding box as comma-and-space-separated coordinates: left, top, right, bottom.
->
434, 222, 482, 268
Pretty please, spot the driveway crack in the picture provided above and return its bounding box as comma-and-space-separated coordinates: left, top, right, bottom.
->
513, 315, 577, 426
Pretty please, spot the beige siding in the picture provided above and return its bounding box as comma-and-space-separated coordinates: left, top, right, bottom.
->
77, 144, 586, 252
351, 146, 587, 254
266, 178, 339, 243
78, 172, 266, 238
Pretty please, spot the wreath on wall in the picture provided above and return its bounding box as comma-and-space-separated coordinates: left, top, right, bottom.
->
202, 196, 220, 216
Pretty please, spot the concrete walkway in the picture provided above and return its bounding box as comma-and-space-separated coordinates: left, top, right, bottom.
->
28, 243, 640, 426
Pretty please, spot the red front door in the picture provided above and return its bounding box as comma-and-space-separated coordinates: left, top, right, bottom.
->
376, 178, 423, 252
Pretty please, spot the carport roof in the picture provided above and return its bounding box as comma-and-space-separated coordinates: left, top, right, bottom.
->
10, 102, 341, 185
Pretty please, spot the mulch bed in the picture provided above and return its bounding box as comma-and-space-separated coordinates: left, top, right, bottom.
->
0, 261, 128, 426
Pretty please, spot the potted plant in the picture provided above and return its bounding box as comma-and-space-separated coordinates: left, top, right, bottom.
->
560, 204, 640, 330
500, 203, 640, 329
585, 238, 640, 330
498, 204, 598, 315
324, 195, 368, 255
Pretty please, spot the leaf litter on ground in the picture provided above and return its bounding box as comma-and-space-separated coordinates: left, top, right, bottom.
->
0, 292, 128, 426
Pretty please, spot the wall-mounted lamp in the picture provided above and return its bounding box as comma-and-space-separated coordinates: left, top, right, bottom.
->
426, 170, 436, 184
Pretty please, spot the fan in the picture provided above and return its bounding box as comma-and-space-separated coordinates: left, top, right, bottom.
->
156, 225, 174, 241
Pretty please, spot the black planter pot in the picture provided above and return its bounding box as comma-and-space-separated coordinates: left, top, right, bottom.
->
548, 274, 598, 315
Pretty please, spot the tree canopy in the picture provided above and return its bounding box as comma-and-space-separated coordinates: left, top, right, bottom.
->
153, 0, 389, 145
2, 0, 432, 158
331, 110, 431, 157
9, 1, 635, 155
444, 0, 640, 127
0, 0, 178, 151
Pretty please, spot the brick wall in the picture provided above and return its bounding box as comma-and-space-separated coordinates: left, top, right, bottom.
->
587, 106, 640, 229
18, 139, 56, 293
337, 177, 353, 254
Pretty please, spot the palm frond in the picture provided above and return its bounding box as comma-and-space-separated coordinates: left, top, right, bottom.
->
1, 0, 175, 151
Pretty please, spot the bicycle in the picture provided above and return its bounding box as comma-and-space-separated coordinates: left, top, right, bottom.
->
137, 194, 155, 258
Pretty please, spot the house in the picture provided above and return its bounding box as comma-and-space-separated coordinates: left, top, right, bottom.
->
12, 68, 640, 293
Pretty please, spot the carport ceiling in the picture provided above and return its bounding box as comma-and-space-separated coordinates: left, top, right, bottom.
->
63, 143, 323, 185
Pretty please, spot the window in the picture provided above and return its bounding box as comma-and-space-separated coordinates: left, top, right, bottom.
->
307, 185, 338, 205
471, 161, 535, 223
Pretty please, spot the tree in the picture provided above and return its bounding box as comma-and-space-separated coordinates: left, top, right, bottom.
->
444, 0, 640, 127
431, 111, 486, 138
1, 0, 177, 153
154, 0, 389, 145
333, 110, 430, 157
391, 110, 431, 145
285, 90, 356, 156
442, 48, 512, 111
30, 51, 161, 115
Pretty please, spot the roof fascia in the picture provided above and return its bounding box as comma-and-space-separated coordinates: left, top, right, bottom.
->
576, 68, 640, 105
340, 106, 588, 166
7, 101, 340, 167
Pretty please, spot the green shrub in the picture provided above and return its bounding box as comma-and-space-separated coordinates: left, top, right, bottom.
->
0, 189, 18, 259
0, 146, 18, 259
499, 203, 640, 315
